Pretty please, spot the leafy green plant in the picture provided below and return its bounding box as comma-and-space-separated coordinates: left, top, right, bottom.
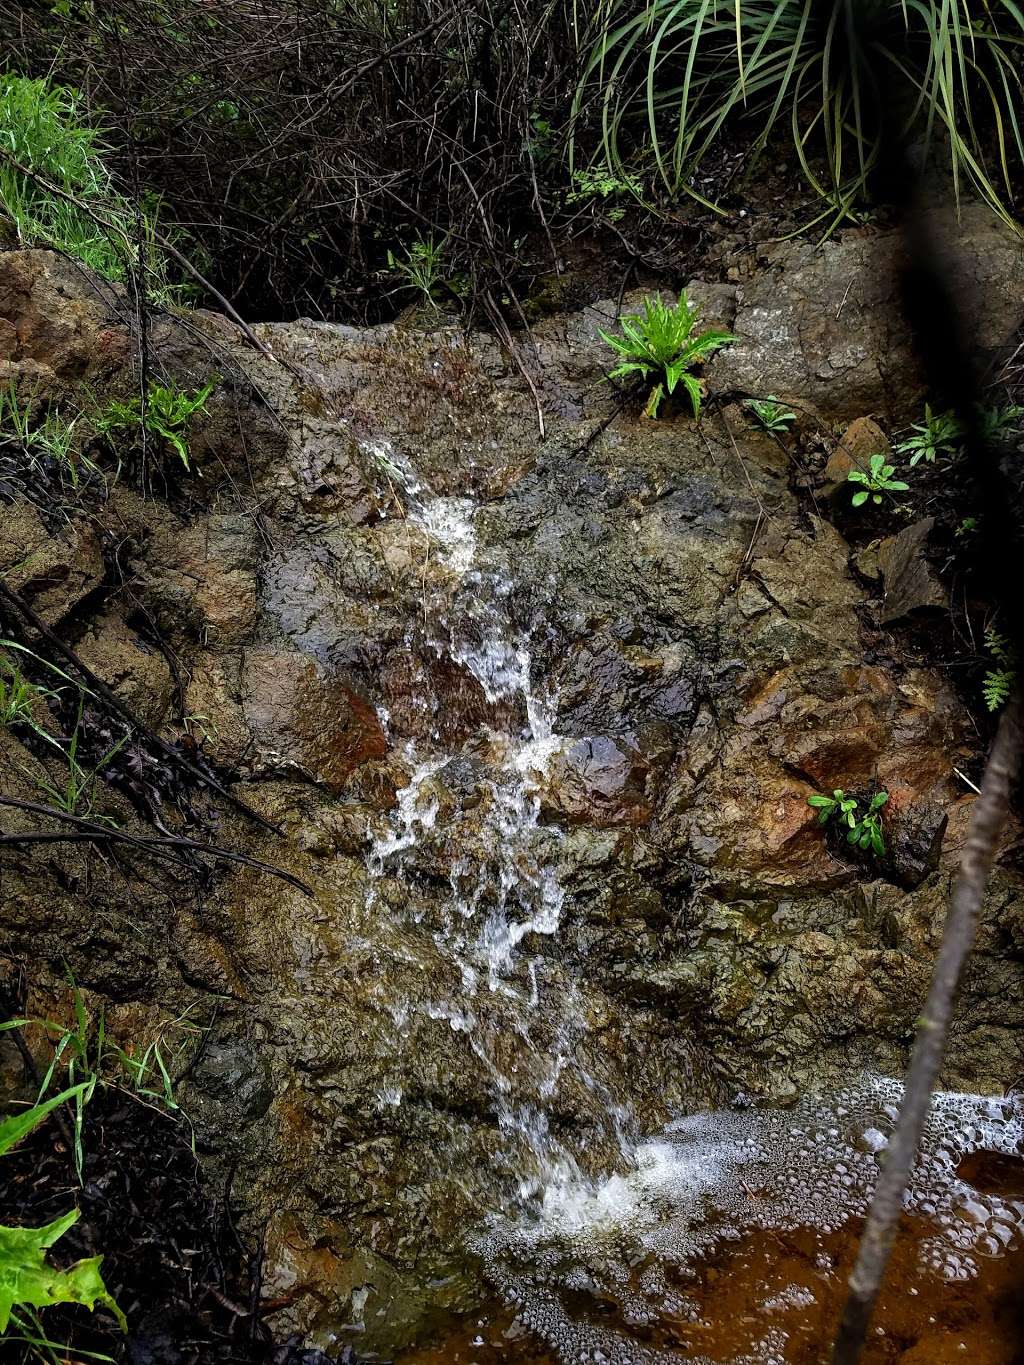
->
847, 453, 909, 507
0, 1077, 125, 1348
577, 0, 1024, 231
745, 395, 797, 434
144, 382, 214, 469
895, 404, 964, 466
807, 787, 859, 829
95, 380, 215, 471
566, 163, 642, 219
567, 164, 642, 202
982, 625, 1016, 711
847, 790, 888, 856
976, 402, 1024, 442
600, 294, 735, 418
807, 787, 888, 855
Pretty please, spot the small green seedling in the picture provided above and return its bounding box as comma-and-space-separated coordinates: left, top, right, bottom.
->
807, 787, 888, 857
600, 294, 735, 419
807, 787, 859, 829
955, 516, 978, 537
976, 402, 1024, 442
847, 791, 888, 855
982, 625, 1016, 712
847, 453, 909, 507
745, 395, 796, 434
896, 403, 963, 466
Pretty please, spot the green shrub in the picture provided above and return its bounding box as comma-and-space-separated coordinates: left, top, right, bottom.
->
578, 0, 1024, 229
600, 294, 734, 418
0, 75, 168, 287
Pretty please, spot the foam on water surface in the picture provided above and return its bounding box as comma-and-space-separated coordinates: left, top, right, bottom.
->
474, 1077, 1024, 1364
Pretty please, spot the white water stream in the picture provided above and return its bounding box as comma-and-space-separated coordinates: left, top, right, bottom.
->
363, 439, 631, 1203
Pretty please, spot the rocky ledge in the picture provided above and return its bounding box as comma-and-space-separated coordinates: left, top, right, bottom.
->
1, 204, 1022, 1355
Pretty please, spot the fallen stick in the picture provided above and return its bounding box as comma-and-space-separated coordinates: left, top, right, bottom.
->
0, 795, 315, 898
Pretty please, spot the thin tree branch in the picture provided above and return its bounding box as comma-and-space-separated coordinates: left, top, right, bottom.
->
0, 795, 315, 898
0, 579, 282, 837
831, 695, 1023, 1362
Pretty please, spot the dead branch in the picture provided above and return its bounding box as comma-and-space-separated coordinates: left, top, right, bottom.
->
831, 696, 1022, 1362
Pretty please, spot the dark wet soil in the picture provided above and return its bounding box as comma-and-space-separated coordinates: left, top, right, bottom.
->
0, 1085, 341, 1365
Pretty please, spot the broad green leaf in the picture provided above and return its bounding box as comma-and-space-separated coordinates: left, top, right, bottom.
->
851, 489, 869, 507
677, 371, 703, 418
0, 1211, 126, 1332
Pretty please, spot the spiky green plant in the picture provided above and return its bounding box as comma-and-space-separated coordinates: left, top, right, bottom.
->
577, 0, 1024, 230
600, 294, 734, 417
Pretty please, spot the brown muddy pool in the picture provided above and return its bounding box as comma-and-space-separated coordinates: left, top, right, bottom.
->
392, 1080, 1024, 1365
397, 1211, 1024, 1365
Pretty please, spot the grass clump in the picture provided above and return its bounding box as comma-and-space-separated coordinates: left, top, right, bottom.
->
600, 294, 734, 418
578, 0, 1024, 230
0, 75, 169, 287
0, 380, 103, 495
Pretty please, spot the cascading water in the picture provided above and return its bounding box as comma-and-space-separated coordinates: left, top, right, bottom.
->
363, 439, 634, 1205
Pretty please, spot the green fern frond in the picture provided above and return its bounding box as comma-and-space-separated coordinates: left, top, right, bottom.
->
983, 667, 1015, 712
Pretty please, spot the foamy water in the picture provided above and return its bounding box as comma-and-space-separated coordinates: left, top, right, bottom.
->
475, 1076, 1024, 1363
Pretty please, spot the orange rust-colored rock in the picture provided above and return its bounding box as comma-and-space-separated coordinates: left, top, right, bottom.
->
241, 646, 387, 791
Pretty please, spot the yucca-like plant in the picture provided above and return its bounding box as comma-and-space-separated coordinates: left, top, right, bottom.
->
576, 0, 1024, 230
600, 293, 735, 417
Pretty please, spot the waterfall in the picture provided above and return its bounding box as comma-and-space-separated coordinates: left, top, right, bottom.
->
362, 438, 632, 1204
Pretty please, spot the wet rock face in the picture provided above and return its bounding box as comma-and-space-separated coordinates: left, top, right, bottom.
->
2, 213, 1024, 1355
537, 737, 652, 827
241, 647, 388, 791
0, 249, 131, 393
